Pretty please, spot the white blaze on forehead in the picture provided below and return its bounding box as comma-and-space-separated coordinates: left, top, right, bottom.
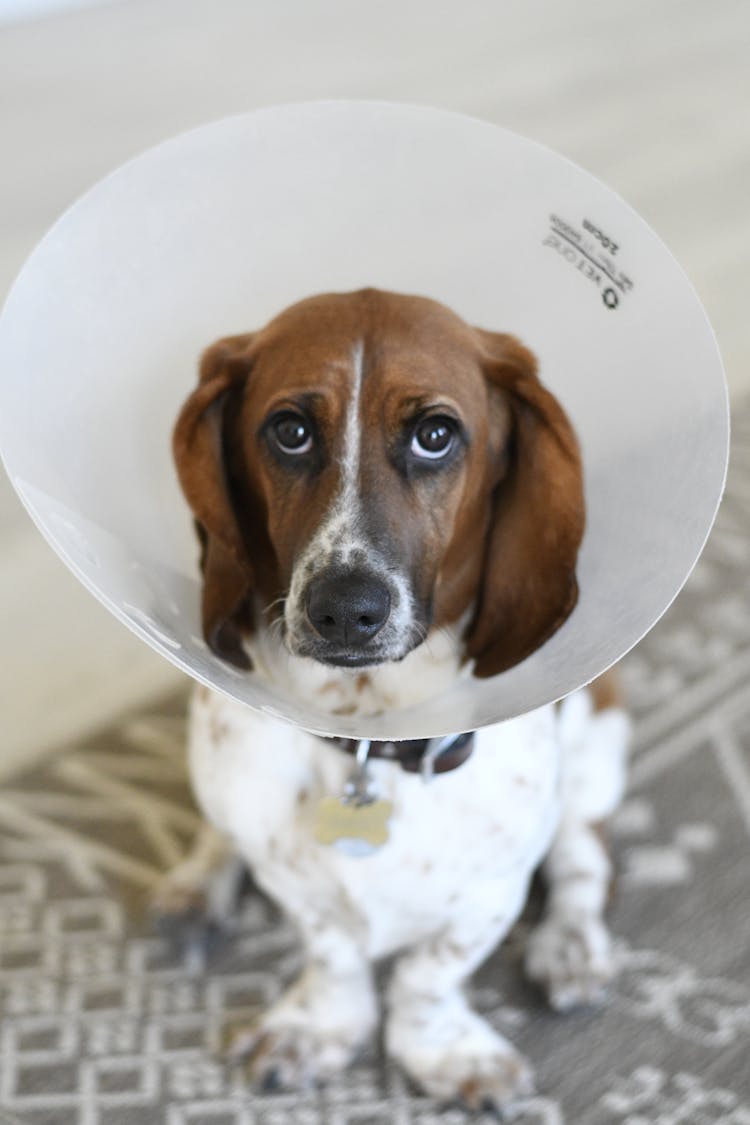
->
337, 339, 365, 534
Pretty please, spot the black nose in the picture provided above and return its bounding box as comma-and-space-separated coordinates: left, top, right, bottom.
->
307, 572, 391, 647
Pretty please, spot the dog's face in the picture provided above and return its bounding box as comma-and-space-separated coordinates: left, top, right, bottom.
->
174, 289, 584, 679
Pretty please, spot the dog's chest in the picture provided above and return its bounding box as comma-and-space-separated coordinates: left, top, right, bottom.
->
188, 690, 561, 958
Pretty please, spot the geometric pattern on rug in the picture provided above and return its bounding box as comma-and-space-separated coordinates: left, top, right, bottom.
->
1, 399, 749, 1124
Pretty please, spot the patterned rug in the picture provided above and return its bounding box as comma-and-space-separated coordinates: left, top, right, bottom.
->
1, 401, 749, 1125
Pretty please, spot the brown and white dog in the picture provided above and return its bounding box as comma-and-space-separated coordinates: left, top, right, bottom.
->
158, 288, 630, 1109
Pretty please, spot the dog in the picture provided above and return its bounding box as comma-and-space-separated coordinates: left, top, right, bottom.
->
156, 288, 630, 1109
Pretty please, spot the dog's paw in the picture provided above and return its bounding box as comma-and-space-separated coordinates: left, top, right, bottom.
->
524, 912, 614, 1012
228, 966, 377, 1091
149, 856, 246, 964
149, 879, 225, 965
150, 853, 244, 927
228, 1022, 358, 1091
150, 870, 208, 919
386, 998, 534, 1110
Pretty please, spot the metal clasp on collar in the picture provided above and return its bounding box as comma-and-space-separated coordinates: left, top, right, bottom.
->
343, 738, 376, 805
419, 734, 463, 784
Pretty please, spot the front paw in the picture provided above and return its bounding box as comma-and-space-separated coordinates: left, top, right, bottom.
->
228, 1021, 359, 1091
228, 967, 376, 1091
525, 912, 614, 1011
150, 864, 210, 919
149, 862, 242, 962
386, 997, 534, 1110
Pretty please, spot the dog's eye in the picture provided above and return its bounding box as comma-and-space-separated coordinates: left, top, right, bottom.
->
272, 413, 313, 455
410, 416, 456, 460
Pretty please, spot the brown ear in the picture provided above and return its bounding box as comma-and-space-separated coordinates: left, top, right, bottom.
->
173, 334, 256, 669
465, 331, 585, 678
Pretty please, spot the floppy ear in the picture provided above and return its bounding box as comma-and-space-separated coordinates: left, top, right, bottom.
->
173, 333, 256, 669
465, 331, 585, 678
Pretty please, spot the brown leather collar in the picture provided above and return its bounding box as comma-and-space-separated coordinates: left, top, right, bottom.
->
324, 732, 475, 775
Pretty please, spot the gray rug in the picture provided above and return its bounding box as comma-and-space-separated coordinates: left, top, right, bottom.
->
1, 402, 749, 1125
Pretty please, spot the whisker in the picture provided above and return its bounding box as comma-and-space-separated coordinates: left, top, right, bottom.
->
268, 617, 286, 641
262, 594, 288, 618
411, 619, 435, 656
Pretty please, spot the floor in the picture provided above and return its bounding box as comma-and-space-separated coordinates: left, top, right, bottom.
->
1, 0, 749, 773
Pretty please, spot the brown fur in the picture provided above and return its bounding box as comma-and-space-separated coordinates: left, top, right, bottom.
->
172, 288, 586, 679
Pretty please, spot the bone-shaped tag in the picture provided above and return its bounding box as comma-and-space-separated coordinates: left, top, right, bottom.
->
314, 795, 392, 856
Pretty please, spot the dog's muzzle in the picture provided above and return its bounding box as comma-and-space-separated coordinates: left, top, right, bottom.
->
306, 570, 391, 651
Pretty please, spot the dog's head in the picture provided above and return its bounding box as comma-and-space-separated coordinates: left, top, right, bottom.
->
173, 289, 584, 679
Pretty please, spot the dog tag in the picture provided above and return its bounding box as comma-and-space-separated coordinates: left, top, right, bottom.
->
314, 795, 393, 856
314, 739, 392, 856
